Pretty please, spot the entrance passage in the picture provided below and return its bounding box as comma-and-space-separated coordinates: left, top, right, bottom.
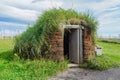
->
64, 25, 83, 64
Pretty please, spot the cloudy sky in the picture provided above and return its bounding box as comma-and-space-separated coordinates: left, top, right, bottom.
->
0, 0, 120, 37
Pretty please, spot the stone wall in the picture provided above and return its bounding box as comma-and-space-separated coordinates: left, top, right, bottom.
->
46, 31, 64, 61
83, 27, 95, 62
46, 26, 95, 62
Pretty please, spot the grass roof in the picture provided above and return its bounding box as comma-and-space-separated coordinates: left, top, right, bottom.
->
14, 8, 98, 59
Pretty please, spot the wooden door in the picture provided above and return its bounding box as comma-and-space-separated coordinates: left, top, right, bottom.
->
69, 29, 80, 64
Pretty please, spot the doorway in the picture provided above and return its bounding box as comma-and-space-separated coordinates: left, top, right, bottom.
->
64, 25, 83, 64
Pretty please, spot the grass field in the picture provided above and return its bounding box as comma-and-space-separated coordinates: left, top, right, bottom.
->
98, 38, 120, 44
97, 41, 120, 62
0, 39, 67, 80
86, 40, 120, 70
0, 39, 120, 79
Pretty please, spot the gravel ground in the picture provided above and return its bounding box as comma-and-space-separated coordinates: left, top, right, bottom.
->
49, 68, 120, 80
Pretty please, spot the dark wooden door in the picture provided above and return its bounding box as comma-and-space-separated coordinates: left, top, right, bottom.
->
69, 29, 80, 63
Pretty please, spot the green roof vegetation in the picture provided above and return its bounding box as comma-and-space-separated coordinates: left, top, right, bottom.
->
14, 8, 98, 59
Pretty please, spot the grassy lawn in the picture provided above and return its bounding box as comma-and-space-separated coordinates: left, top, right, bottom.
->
85, 40, 120, 70
97, 41, 120, 62
0, 39, 67, 80
0, 39, 13, 52
1, 38, 120, 79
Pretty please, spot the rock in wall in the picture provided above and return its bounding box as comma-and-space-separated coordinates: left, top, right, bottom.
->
45, 26, 95, 62
83, 26, 95, 62
46, 31, 64, 62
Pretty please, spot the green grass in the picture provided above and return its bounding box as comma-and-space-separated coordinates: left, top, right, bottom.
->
98, 38, 120, 44
0, 39, 68, 80
84, 40, 120, 70
0, 39, 13, 52
97, 40, 120, 63
1, 38, 120, 79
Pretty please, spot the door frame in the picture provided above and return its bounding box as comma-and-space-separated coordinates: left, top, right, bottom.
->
63, 25, 83, 64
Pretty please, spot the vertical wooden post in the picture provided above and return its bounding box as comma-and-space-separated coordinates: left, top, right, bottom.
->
79, 25, 83, 63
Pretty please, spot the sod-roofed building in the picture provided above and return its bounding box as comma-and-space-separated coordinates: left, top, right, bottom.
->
14, 9, 98, 64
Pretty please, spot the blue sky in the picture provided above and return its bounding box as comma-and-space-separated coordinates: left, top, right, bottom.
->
0, 0, 120, 37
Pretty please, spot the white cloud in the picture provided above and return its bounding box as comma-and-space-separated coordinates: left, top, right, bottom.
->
73, 0, 120, 13
33, 0, 63, 9
106, 6, 120, 11
74, 0, 120, 35
65, 0, 120, 15
1, 0, 63, 10
0, 0, 63, 22
98, 9, 120, 27
0, 4, 40, 21
0, 0, 120, 36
